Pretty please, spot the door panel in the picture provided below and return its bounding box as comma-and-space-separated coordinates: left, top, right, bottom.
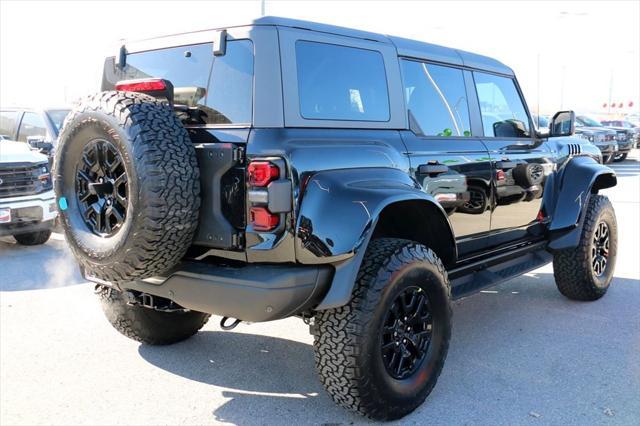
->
401, 131, 492, 256
471, 71, 554, 244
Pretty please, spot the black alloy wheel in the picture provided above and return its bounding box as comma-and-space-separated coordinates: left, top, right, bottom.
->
591, 221, 610, 277
381, 286, 433, 380
76, 139, 128, 237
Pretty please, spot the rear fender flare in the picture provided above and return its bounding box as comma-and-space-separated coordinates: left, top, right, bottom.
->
295, 168, 456, 309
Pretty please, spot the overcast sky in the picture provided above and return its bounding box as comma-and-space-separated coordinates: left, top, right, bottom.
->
1, 0, 638, 116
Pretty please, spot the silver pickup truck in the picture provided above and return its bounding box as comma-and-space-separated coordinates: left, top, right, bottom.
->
0, 140, 57, 245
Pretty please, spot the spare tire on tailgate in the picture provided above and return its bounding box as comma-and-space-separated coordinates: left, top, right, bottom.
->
54, 91, 200, 283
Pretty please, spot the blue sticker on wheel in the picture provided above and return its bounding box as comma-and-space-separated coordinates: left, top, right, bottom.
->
58, 197, 68, 211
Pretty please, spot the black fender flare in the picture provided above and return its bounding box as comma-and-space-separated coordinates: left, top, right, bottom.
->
294, 168, 456, 310
545, 156, 616, 250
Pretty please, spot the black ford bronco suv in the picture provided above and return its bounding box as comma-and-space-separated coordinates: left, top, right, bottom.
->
54, 17, 618, 420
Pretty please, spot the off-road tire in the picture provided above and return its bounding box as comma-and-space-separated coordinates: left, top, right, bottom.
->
553, 195, 617, 301
13, 230, 51, 246
313, 238, 452, 420
54, 91, 200, 283
613, 153, 627, 162
98, 287, 210, 345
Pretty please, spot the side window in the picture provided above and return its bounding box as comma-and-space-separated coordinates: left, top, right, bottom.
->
0, 110, 18, 139
295, 41, 390, 121
474, 72, 531, 138
17, 112, 48, 142
401, 60, 471, 137
124, 40, 254, 125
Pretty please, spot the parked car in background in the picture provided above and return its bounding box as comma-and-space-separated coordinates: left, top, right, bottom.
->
0, 140, 57, 245
601, 119, 640, 148
573, 119, 617, 163
577, 115, 633, 161
532, 114, 550, 135
0, 107, 70, 157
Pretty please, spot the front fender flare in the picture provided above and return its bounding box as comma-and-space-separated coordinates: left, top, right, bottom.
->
546, 156, 616, 250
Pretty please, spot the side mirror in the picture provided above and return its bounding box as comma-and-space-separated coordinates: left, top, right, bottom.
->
550, 110, 575, 137
26, 136, 53, 154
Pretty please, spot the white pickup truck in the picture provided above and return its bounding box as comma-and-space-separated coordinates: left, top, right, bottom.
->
0, 141, 57, 245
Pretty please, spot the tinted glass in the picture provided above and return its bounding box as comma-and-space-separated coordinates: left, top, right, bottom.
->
402, 60, 471, 137
474, 72, 530, 138
577, 115, 603, 127
47, 109, 70, 134
0, 110, 18, 139
296, 41, 389, 121
124, 40, 253, 125
17, 112, 48, 142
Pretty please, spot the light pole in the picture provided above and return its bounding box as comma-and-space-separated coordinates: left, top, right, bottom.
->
261, 0, 266, 16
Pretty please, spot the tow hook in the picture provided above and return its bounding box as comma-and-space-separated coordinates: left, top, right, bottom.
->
220, 316, 241, 330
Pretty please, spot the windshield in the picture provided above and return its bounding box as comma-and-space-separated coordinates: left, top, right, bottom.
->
577, 115, 603, 127
46, 110, 70, 134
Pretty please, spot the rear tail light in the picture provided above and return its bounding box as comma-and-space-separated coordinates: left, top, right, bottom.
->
248, 161, 279, 187
250, 207, 279, 231
496, 170, 506, 181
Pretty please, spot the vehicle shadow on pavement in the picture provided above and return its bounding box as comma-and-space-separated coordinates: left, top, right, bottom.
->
137, 272, 639, 425
0, 236, 84, 291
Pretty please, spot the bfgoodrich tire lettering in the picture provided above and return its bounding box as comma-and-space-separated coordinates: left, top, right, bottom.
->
54, 91, 200, 283
553, 195, 617, 301
313, 238, 452, 420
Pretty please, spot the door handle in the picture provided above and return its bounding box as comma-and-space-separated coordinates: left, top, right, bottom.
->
418, 164, 449, 176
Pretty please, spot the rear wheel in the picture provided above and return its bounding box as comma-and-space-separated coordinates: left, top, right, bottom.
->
98, 287, 210, 345
602, 154, 613, 164
553, 195, 617, 301
313, 238, 452, 420
13, 230, 51, 246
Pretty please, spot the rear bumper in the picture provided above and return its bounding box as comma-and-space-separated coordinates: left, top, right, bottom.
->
90, 261, 333, 322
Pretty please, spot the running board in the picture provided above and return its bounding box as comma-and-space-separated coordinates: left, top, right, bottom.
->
449, 242, 552, 300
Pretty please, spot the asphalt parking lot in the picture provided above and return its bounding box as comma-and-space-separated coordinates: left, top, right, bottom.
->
1, 153, 639, 426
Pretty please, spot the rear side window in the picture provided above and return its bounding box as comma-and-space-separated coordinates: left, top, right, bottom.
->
17, 112, 48, 142
295, 41, 390, 121
123, 40, 254, 125
0, 110, 18, 139
474, 72, 530, 138
401, 60, 471, 137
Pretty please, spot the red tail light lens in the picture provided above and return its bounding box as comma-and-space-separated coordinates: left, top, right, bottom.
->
248, 161, 279, 187
115, 79, 167, 92
250, 207, 279, 231
496, 170, 506, 181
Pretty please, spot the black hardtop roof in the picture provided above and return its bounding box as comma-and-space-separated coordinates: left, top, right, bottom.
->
252, 16, 514, 76
123, 16, 514, 76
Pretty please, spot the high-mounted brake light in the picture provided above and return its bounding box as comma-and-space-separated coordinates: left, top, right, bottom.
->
248, 161, 280, 187
115, 79, 167, 92
250, 207, 279, 231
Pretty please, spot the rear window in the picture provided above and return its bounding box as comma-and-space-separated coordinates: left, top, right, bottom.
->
295, 41, 390, 121
0, 110, 18, 139
121, 40, 254, 125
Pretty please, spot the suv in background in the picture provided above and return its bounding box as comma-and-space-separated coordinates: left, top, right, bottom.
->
574, 116, 619, 163
54, 17, 618, 420
577, 115, 634, 161
0, 140, 57, 245
601, 119, 640, 148
0, 108, 70, 157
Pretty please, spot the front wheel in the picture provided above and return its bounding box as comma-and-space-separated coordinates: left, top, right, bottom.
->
553, 195, 617, 301
313, 239, 452, 420
613, 152, 627, 162
13, 230, 51, 246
